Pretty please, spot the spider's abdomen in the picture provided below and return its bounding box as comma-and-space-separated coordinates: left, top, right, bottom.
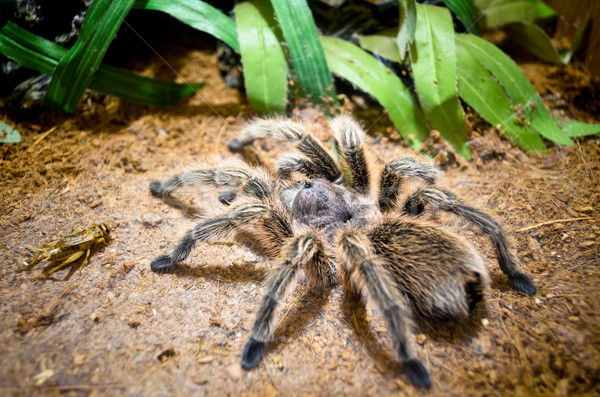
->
370, 217, 490, 318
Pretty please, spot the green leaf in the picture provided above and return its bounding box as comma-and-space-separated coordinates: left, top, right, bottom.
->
358, 28, 402, 63
0, 121, 21, 143
474, 0, 556, 29
411, 4, 469, 158
0, 23, 202, 107
132, 0, 239, 52
321, 36, 429, 150
504, 22, 563, 65
397, 0, 416, 61
271, 0, 336, 107
555, 119, 600, 137
441, 0, 481, 35
46, 0, 136, 113
456, 42, 546, 152
456, 33, 572, 146
235, 1, 287, 114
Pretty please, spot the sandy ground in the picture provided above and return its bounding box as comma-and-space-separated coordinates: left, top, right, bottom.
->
0, 48, 599, 396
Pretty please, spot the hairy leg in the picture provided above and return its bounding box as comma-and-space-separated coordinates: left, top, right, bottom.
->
378, 156, 439, 212
338, 228, 432, 388
151, 203, 271, 272
241, 233, 322, 369
150, 158, 276, 202
404, 187, 536, 295
331, 115, 371, 194
230, 118, 342, 182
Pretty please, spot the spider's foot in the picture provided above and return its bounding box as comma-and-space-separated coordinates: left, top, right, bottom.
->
218, 191, 237, 206
228, 138, 244, 153
151, 255, 175, 272
509, 273, 537, 296
404, 359, 432, 389
149, 181, 162, 196
241, 337, 264, 369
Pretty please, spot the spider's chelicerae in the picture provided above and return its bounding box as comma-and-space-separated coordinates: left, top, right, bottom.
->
149, 115, 536, 388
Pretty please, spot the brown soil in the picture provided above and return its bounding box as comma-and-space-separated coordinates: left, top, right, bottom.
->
0, 47, 599, 396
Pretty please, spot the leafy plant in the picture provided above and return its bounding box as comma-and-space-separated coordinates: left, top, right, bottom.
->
0, 0, 597, 154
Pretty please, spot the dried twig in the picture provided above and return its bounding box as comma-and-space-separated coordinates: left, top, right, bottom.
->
516, 217, 593, 232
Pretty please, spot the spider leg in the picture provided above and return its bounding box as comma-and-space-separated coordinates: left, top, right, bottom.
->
275, 153, 326, 181
229, 118, 342, 182
150, 158, 275, 202
378, 156, 439, 212
338, 228, 432, 389
151, 203, 272, 272
331, 115, 371, 194
405, 187, 536, 295
241, 233, 322, 369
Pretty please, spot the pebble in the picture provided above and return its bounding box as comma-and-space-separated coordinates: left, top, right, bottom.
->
141, 212, 162, 227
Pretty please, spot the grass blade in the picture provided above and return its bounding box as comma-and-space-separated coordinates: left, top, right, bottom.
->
359, 28, 402, 63
0, 23, 202, 107
441, 0, 481, 34
321, 36, 429, 150
504, 21, 563, 65
555, 119, 600, 137
397, 0, 416, 61
411, 4, 469, 158
46, 0, 136, 113
271, 0, 336, 107
474, 0, 555, 29
456, 41, 546, 152
456, 33, 572, 146
235, 1, 287, 114
132, 0, 239, 52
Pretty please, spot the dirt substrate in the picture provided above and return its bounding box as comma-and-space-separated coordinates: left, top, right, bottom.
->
0, 48, 599, 396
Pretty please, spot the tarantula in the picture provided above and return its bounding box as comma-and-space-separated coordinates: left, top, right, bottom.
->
148, 115, 536, 388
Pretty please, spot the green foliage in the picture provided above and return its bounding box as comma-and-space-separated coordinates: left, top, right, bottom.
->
473, 0, 555, 29
45, 0, 136, 113
0, 0, 595, 153
270, 0, 336, 107
0, 121, 21, 143
0, 23, 202, 108
132, 0, 239, 52
397, 0, 416, 62
321, 36, 429, 150
411, 3, 469, 158
441, 0, 481, 34
235, 1, 287, 114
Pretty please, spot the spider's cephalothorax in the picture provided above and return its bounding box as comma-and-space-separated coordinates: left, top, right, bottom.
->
149, 115, 536, 388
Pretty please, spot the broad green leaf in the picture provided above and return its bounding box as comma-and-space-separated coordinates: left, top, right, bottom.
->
504, 22, 563, 65
474, 0, 555, 29
442, 0, 481, 35
0, 23, 202, 107
0, 121, 21, 143
132, 0, 239, 52
456, 34, 572, 146
456, 42, 546, 152
397, 0, 416, 61
46, 0, 136, 113
321, 36, 429, 150
235, 1, 287, 114
358, 28, 402, 63
411, 4, 469, 158
271, 0, 336, 107
554, 119, 600, 137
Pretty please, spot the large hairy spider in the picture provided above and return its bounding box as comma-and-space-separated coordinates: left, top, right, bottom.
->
149, 115, 536, 388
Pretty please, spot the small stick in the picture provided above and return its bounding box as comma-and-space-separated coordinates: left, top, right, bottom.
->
31, 126, 58, 148
516, 217, 593, 232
